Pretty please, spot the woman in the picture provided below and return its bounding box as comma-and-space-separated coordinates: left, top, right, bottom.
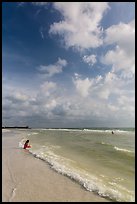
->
23, 140, 31, 149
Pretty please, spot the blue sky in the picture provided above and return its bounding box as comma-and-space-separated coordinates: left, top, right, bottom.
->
2, 2, 135, 128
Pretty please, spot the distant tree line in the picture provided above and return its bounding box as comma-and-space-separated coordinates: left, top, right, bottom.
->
2, 126, 31, 129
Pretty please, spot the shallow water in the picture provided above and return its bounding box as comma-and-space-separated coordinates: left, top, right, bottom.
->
19, 128, 135, 202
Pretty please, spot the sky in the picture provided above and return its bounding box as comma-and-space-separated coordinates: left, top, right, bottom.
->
2, 2, 135, 128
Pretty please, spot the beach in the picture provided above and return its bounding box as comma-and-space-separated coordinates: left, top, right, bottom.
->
2, 129, 110, 202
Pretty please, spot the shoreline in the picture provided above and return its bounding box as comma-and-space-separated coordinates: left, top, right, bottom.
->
2, 129, 110, 202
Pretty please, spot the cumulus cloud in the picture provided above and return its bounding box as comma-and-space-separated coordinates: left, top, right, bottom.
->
38, 58, 67, 77
49, 2, 109, 51
102, 20, 135, 76
3, 92, 32, 119
31, 2, 48, 7
40, 81, 57, 96
83, 54, 97, 66
73, 74, 93, 97
3, 2, 135, 128
2, 71, 135, 127
73, 68, 134, 105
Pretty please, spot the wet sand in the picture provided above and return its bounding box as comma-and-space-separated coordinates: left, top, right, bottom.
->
2, 129, 110, 202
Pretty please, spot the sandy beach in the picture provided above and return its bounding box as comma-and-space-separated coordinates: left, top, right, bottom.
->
2, 129, 110, 202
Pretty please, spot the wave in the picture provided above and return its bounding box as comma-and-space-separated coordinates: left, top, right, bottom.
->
101, 142, 112, 146
32, 128, 132, 133
114, 146, 134, 153
100, 142, 134, 155
27, 132, 38, 136
30, 149, 134, 201
31, 132, 39, 135
44, 128, 83, 132
18, 140, 134, 202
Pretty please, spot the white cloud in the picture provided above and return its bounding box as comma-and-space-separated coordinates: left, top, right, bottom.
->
39, 27, 44, 39
104, 20, 135, 51
17, 2, 25, 7
95, 75, 103, 83
3, 3, 135, 128
49, 2, 109, 51
73, 74, 93, 97
92, 72, 122, 100
13, 92, 29, 101
38, 58, 67, 77
45, 99, 57, 110
31, 2, 48, 7
18, 2, 48, 7
83, 54, 97, 66
102, 20, 135, 75
104, 71, 116, 83
40, 81, 57, 96
118, 95, 134, 106
2, 73, 135, 127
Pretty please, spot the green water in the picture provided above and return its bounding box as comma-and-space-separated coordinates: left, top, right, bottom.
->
25, 128, 135, 202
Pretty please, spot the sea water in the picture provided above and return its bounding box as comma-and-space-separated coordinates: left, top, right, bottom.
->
19, 128, 135, 202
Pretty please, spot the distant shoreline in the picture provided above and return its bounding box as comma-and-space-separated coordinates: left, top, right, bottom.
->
2, 126, 31, 129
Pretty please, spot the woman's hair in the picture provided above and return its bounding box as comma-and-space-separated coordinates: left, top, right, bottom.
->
25, 140, 29, 143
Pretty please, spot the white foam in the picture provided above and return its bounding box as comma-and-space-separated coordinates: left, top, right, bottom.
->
2, 129, 11, 132
114, 146, 134, 153
83, 129, 104, 132
31, 132, 38, 135
18, 138, 27, 148
28, 146, 134, 202
101, 142, 111, 146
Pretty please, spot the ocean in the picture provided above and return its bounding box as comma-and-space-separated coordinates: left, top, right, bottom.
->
19, 128, 135, 202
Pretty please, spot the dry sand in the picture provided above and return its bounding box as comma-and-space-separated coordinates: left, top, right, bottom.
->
2, 129, 110, 202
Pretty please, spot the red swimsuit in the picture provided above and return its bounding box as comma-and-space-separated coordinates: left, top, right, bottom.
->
23, 143, 31, 149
